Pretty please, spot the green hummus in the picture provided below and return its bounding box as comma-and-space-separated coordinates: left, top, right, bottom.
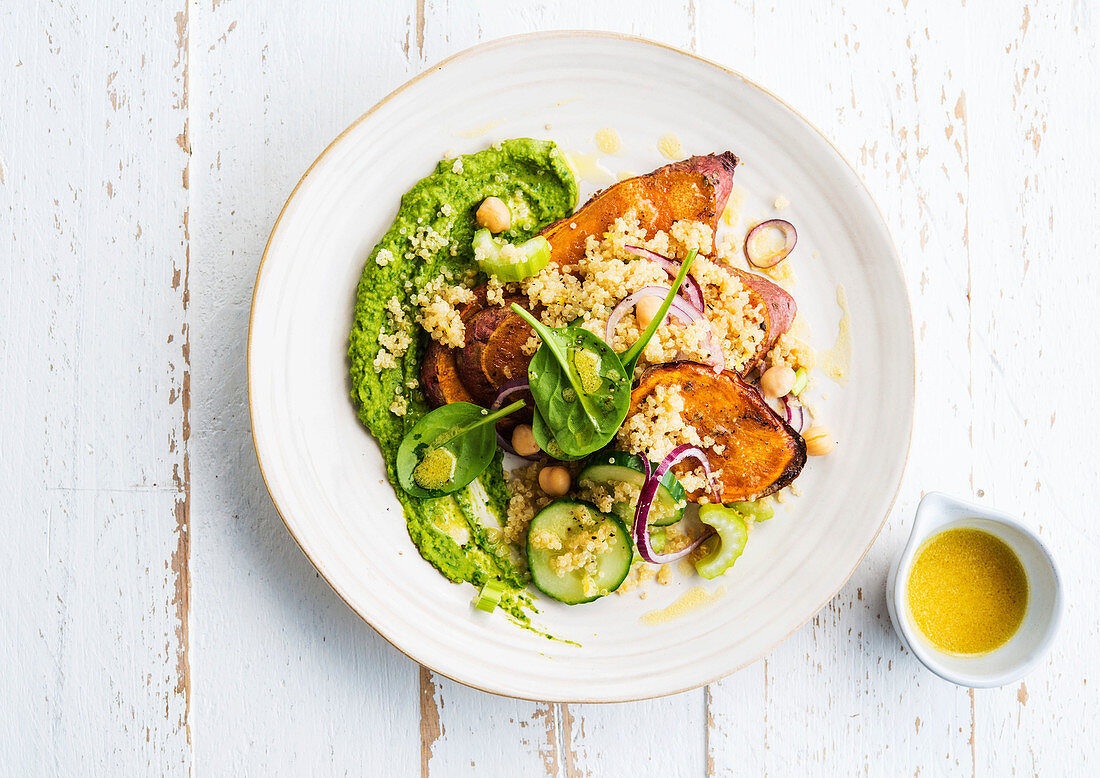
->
348, 139, 577, 621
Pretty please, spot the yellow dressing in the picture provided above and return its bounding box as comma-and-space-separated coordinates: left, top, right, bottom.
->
657, 133, 683, 160
452, 118, 504, 138
906, 527, 1029, 656
412, 447, 456, 490
641, 586, 726, 625
594, 127, 623, 155
562, 149, 615, 186
819, 284, 852, 385
721, 184, 746, 226
571, 348, 602, 393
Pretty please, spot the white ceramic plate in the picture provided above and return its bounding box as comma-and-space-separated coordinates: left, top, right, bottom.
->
249, 32, 914, 702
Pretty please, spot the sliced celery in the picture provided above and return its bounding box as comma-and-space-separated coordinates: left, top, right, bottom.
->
473, 579, 506, 613
472, 228, 551, 282
695, 504, 749, 580
791, 367, 809, 396
727, 499, 774, 523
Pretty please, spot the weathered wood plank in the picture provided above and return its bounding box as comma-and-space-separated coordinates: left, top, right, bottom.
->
187, 0, 421, 773
6, 0, 1098, 774
966, 1, 1098, 773
0, 1, 191, 773
700, 0, 978, 774
421, 673, 561, 776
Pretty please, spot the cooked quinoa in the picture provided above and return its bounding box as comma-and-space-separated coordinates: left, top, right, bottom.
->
498, 212, 816, 543
446, 205, 822, 599
615, 384, 724, 497
503, 463, 554, 545
413, 274, 474, 349
576, 477, 644, 516
519, 212, 769, 373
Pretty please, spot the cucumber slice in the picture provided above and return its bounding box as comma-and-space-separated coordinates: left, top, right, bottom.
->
472, 228, 551, 281
526, 500, 633, 604
695, 504, 750, 580
578, 451, 686, 527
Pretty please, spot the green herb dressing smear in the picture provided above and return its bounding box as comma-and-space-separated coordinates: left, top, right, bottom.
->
348, 139, 578, 625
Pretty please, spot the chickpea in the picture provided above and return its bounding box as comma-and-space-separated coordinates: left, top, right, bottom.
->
635, 295, 664, 329
803, 425, 835, 456
510, 424, 540, 457
760, 365, 797, 398
538, 465, 571, 497
476, 196, 511, 233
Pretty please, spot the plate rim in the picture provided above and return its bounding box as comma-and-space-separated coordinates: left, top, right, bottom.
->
246, 29, 916, 702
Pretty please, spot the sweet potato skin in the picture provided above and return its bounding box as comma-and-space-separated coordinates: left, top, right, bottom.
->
629, 362, 806, 501
457, 298, 536, 405
420, 286, 538, 428
728, 267, 797, 373
419, 287, 489, 408
540, 153, 738, 270
420, 341, 474, 408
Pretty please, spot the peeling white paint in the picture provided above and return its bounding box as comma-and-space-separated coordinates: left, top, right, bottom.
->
2, 0, 1097, 775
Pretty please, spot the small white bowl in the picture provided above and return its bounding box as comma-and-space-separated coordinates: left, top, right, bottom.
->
886, 492, 1064, 688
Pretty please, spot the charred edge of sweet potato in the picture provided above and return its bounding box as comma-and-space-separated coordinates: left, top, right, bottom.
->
419, 285, 490, 408
456, 297, 536, 407
540, 153, 739, 271
667, 152, 739, 217
630, 362, 806, 501
420, 339, 474, 407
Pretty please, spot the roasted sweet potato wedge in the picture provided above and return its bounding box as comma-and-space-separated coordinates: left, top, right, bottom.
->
420, 340, 474, 407
540, 153, 738, 270
629, 362, 805, 501
457, 297, 536, 405
420, 287, 490, 408
420, 286, 538, 425
727, 267, 797, 373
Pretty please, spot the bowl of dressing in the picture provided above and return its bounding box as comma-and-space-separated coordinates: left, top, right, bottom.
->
886, 492, 1063, 688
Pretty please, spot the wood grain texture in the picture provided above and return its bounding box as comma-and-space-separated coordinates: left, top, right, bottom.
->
2, 0, 1097, 775
188, 0, 420, 773
0, 1, 191, 773
702, 1, 979, 774
966, 1, 1098, 772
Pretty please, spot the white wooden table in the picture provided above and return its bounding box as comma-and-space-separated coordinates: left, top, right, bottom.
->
2, 2, 1096, 775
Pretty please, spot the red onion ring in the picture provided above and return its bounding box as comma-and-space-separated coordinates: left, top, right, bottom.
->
744, 219, 797, 269
625, 245, 706, 312
490, 378, 530, 410
490, 379, 543, 461
605, 287, 726, 373
780, 395, 806, 433
633, 444, 722, 564
786, 395, 809, 433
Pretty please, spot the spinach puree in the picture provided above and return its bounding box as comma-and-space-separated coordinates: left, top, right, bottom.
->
348, 139, 577, 620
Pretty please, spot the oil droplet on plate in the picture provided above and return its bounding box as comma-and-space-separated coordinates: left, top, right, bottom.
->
562, 150, 615, 186
595, 127, 622, 155
657, 133, 683, 160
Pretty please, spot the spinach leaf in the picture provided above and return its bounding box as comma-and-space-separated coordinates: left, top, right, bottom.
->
619, 249, 698, 376
397, 400, 525, 497
510, 307, 631, 459
511, 250, 698, 460
531, 406, 587, 461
